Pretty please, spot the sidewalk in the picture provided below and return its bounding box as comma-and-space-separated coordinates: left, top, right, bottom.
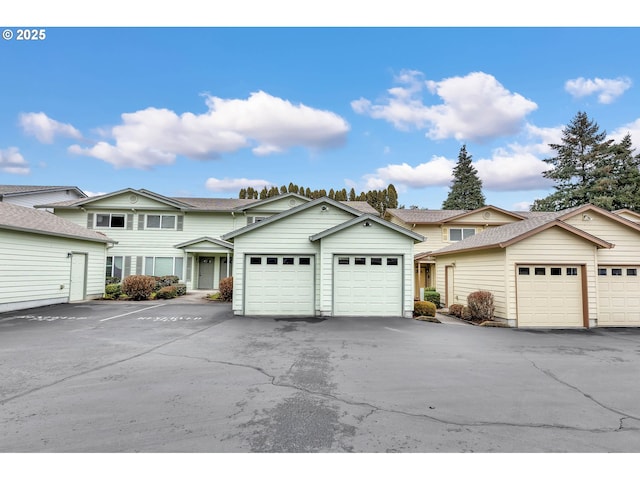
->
435, 312, 472, 326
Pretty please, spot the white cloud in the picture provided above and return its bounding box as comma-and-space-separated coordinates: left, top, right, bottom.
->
512, 201, 533, 211
363, 156, 456, 190
565, 76, 632, 104
205, 177, 273, 192
352, 70, 537, 142
19, 112, 82, 143
83, 190, 106, 197
0, 147, 30, 174
610, 118, 640, 151
69, 91, 350, 169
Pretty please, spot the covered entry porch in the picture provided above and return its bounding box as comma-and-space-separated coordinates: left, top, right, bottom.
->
175, 237, 233, 290
414, 252, 436, 300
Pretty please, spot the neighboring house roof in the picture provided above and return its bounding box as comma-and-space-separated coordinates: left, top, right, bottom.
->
171, 197, 257, 211
431, 206, 613, 255
0, 185, 86, 199
613, 208, 640, 223
341, 201, 380, 215
221, 197, 367, 240
309, 214, 425, 242
0, 202, 115, 244
233, 193, 310, 211
386, 205, 526, 225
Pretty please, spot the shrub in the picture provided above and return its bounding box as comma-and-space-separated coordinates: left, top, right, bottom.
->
156, 285, 178, 299
175, 283, 187, 296
449, 303, 464, 317
414, 301, 436, 317
462, 306, 472, 321
424, 290, 441, 307
218, 276, 233, 302
105, 283, 122, 296
154, 275, 180, 290
105, 276, 120, 285
122, 275, 156, 301
467, 290, 495, 321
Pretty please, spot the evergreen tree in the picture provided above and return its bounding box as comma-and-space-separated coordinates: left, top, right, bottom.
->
238, 188, 247, 199
387, 184, 399, 209
348, 188, 356, 201
259, 187, 268, 199
442, 145, 486, 210
532, 111, 613, 211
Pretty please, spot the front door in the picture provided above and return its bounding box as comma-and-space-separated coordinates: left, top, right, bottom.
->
198, 257, 215, 289
69, 253, 87, 301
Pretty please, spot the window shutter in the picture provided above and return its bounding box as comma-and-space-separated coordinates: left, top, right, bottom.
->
442, 227, 448, 241
177, 215, 184, 231
246, 216, 254, 225
138, 214, 145, 230
126, 214, 133, 230
124, 256, 131, 276
186, 257, 192, 281
87, 213, 94, 229
135, 256, 143, 274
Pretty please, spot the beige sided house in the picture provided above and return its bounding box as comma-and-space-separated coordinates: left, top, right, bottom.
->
385, 206, 527, 299
221, 197, 424, 317
40, 188, 380, 294
430, 204, 640, 329
0, 202, 115, 313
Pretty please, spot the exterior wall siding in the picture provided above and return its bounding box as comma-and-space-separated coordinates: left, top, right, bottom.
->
231, 206, 356, 314
4, 190, 83, 209
0, 229, 106, 312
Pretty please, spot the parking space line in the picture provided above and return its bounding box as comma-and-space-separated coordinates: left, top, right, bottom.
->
98, 304, 164, 322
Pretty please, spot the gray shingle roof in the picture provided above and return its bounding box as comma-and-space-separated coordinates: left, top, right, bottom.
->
0, 202, 114, 243
431, 206, 586, 255
341, 201, 379, 215
0, 185, 86, 197
171, 197, 258, 211
386, 208, 468, 223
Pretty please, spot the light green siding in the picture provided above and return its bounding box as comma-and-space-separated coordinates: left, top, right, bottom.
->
0, 229, 106, 312
244, 196, 308, 214
231, 205, 355, 314
82, 192, 178, 210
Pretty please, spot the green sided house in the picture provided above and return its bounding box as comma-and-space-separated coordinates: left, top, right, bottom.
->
430, 204, 640, 328
221, 197, 424, 317
0, 202, 115, 313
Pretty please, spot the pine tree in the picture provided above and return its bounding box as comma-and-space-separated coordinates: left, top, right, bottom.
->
348, 188, 356, 201
532, 111, 613, 211
387, 184, 398, 209
442, 145, 486, 210
238, 188, 247, 199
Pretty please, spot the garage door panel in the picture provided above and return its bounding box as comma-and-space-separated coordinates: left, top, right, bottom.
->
334, 255, 402, 316
517, 265, 583, 328
245, 255, 314, 316
597, 266, 640, 326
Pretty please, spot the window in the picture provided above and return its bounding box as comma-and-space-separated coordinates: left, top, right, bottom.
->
598, 268, 607, 276
387, 258, 399, 266
612, 268, 623, 276
566, 268, 578, 276
449, 228, 476, 242
250, 257, 262, 265
371, 258, 382, 265
535, 267, 546, 276
550, 268, 562, 276
283, 257, 294, 265
299, 257, 311, 265
338, 257, 350, 265
354, 257, 366, 265
106, 256, 123, 280
96, 213, 125, 228
146, 214, 176, 229
627, 268, 637, 276
518, 267, 530, 275
144, 257, 183, 278
267, 257, 278, 265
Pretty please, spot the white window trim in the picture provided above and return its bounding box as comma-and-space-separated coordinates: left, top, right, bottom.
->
449, 227, 476, 242
106, 255, 124, 278
143, 256, 184, 278
96, 213, 126, 229
146, 214, 177, 230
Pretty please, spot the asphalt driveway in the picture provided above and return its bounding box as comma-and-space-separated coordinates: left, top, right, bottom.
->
1, 300, 639, 452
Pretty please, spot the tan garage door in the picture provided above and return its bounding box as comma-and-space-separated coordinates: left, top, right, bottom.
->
516, 265, 584, 328
597, 266, 640, 326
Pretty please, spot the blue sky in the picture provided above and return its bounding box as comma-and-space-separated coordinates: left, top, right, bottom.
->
2, 5, 640, 211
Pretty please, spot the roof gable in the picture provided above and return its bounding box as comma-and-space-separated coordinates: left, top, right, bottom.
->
174, 236, 234, 250
221, 197, 365, 240
558, 204, 640, 235
234, 193, 310, 212
442, 205, 526, 224
0, 185, 86, 198
309, 214, 424, 242
38, 188, 193, 210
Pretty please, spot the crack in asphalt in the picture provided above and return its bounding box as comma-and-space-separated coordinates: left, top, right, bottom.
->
524, 356, 640, 429
0, 321, 226, 406
156, 352, 638, 434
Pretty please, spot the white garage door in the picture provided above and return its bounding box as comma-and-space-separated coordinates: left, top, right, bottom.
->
597, 266, 640, 326
334, 255, 403, 316
516, 265, 584, 328
244, 255, 314, 316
